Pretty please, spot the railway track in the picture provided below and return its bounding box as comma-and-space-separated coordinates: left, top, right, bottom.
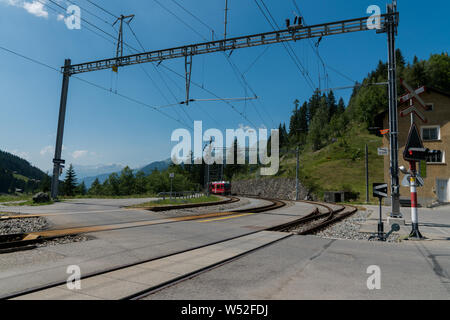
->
0, 197, 281, 254
1, 198, 358, 300
269, 200, 357, 235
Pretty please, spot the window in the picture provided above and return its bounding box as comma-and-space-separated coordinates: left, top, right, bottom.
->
426, 150, 444, 164
421, 126, 440, 141
425, 103, 434, 111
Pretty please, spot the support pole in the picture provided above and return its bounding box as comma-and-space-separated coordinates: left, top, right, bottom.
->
409, 161, 423, 239
185, 54, 193, 105
378, 197, 384, 241
386, 1, 401, 217
51, 59, 71, 200
224, 0, 228, 40
365, 144, 369, 203
296, 146, 299, 201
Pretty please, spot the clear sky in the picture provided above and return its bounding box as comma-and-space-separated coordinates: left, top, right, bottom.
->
0, 0, 449, 172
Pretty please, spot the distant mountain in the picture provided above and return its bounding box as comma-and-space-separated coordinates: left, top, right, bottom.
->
81, 159, 171, 188
0, 149, 45, 193
139, 158, 172, 175
70, 164, 125, 179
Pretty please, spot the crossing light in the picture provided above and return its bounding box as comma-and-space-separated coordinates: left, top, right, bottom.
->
405, 147, 429, 161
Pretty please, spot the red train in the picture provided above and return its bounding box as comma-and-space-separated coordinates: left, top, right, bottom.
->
209, 181, 231, 195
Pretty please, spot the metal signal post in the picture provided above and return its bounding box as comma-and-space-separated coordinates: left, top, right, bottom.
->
385, 0, 401, 218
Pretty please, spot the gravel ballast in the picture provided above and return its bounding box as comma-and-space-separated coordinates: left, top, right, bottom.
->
314, 208, 399, 243
0, 217, 48, 235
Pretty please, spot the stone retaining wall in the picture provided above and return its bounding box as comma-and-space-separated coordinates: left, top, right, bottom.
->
231, 178, 313, 200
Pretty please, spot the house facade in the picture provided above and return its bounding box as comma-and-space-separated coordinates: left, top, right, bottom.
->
381, 88, 450, 206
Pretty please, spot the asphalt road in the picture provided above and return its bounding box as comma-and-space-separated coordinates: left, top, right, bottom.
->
144, 235, 450, 300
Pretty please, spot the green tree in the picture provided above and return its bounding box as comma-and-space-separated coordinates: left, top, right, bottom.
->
63, 164, 77, 196
134, 171, 147, 194
308, 102, 329, 151
337, 97, 346, 114
327, 90, 337, 120
88, 178, 102, 195
119, 166, 135, 195
425, 53, 450, 92
40, 173, 51, 193
76, 181, 87, 195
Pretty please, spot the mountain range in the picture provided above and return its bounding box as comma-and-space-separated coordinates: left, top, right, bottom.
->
79, 159, 171, 188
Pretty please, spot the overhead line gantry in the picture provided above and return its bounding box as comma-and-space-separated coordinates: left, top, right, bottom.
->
52, 4, 400, 218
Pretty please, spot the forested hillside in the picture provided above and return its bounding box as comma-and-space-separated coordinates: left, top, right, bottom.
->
231, 51, 450, 201
0, 150, 47, 194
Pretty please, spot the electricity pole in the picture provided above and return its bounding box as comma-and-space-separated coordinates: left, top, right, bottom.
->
365, 144, 369, 203
113, 14, 135, 59
50, 59, 71, 199
296, 146, 300, 201
385, 1, 401, 218
224, 0, 229, 40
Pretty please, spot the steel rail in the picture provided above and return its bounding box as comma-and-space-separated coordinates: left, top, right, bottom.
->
1, 197, 290, 299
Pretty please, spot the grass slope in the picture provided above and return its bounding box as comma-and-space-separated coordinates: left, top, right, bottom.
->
235, 124, 384, 203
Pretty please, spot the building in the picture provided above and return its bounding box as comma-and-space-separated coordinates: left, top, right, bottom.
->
380, 87, 450, 206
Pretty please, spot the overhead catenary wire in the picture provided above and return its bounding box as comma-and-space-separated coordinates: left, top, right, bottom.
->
85, 0, 119, 19
38, 0, 192, 128
253, 0, 316, 92
77, 0, 261, 129
149, 0, 263, 129
0, 45, 193, 130
156, 0, 275, 128
66, 0, 112, 26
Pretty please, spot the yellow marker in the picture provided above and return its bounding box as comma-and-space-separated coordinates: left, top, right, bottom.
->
112, 65, 118, 73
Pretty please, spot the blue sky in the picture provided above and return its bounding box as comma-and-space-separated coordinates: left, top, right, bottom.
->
0, 0, 449, 172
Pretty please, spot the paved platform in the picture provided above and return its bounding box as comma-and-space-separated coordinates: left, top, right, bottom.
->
12, 231, 289, 300
145, 235, 450, 300
360, 204, 450, 241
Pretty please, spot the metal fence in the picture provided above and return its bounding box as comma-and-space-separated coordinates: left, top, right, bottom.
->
158, 191, 205, 200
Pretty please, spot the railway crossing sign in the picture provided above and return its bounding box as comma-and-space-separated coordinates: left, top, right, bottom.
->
400, 106, 427, 123
403, 124, 428, 161
399, 81, 427, 108
373, 183, 388, 198
399, 79, 428, 123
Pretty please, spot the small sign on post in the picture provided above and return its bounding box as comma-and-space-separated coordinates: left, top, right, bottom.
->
372, 183, 388, 241
373, 183, 388, 198
377, 147, 389, 156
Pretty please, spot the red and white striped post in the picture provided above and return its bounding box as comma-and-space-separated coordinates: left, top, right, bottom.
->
409, 161, 423, 238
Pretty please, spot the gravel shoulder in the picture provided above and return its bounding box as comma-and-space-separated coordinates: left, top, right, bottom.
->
314, 207, 399, 243
0, 217, 48, 235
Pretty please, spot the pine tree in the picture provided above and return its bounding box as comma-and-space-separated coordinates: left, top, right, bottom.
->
89, 178, 102, 195
119, 166, 135, 195
77, 181, 87, 195
63, 164, 77, 196
289, 99, 300, 138
327, 91, 337, 120
337, 98, 346, 114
